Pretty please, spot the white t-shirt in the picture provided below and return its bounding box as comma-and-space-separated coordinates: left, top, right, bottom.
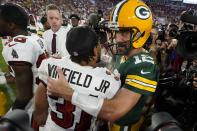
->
43, 26, 70, 57
38, 57, 121, 131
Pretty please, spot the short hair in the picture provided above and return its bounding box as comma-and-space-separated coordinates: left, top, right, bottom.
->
70, 40, 99, 64
69, 14, 80, 21
46, 4, 61, 13
66, 26, 98, 64
70, 52, 95, 64
0, 3, 29, 30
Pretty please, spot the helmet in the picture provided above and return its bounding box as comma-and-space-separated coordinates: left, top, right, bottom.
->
109, 0, 153, 49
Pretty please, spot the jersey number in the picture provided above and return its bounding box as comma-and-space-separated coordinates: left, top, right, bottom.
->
50, 97, 92, 130
134, 54, 154, 64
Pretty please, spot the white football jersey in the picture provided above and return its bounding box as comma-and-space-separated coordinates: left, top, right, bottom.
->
38, 57, 121, 131
2, 35, 47, 92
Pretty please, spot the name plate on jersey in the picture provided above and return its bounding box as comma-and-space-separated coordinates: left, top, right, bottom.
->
48, 64, 110, 94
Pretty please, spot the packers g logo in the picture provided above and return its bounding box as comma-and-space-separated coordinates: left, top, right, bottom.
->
135, 6, 150, 20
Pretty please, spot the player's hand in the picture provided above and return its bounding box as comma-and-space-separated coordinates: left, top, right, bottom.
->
47, 68, 74, 101
106, 69, 120, 81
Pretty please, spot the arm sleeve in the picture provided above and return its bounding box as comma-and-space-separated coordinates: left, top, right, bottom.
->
71, 91, 104, 117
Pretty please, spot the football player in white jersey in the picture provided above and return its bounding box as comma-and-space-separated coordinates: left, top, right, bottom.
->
0, 4, 47, 110
47, 1, 159, 131
33, 26, 121, 131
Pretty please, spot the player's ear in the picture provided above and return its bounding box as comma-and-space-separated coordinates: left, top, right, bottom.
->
92, 46, 97, 58
93, 44, 100, 57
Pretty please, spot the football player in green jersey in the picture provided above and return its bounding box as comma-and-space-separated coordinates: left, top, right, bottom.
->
47, 0, 160, 131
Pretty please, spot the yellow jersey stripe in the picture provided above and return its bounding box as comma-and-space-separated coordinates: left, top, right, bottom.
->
126, 79, 156, 89
126, 81, 156, 92
126, 75, 157, 86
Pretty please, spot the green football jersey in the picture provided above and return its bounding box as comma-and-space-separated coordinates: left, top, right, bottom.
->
115, 52, 160, 126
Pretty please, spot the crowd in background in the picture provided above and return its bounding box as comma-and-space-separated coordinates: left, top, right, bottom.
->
5, 0, 113, 20
4, 0, 196, 22
1, 0, 196, 74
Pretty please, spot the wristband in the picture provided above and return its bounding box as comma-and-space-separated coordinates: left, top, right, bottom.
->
72, 91, 104, 117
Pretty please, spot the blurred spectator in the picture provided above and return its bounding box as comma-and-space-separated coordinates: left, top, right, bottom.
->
166, 39, 184, 73
27, 14, 38, 34
69, 14, 80, 27
40, 15, 50, 31
148, 26, 159, 62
